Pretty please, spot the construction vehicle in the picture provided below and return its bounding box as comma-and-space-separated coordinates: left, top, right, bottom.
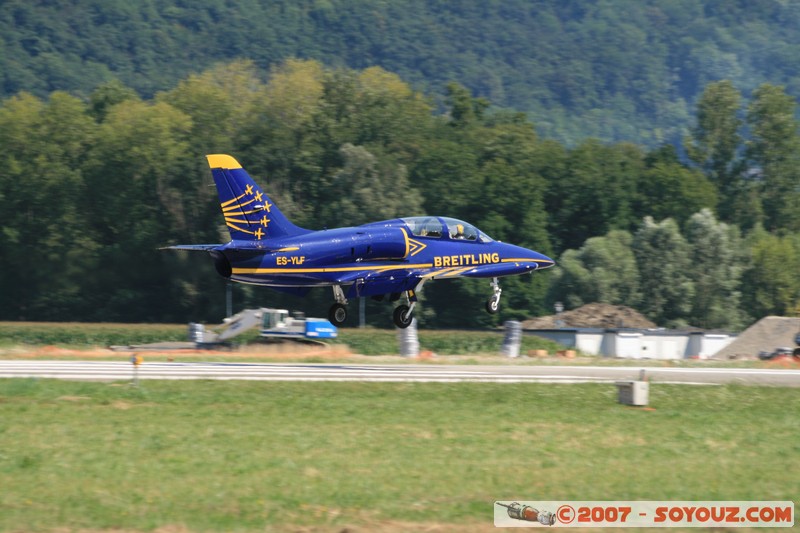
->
189, 308, 337, 347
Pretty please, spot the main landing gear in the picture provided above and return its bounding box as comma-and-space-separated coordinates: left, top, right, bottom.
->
328, 286, 349, 326
328, 284, 424, 329
485, 277, 502, 314
329, 278, 502, 326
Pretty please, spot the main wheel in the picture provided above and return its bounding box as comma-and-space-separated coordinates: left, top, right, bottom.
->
485, 297, 500, 314
393, 304, 413, 328
329, 303, 348, 326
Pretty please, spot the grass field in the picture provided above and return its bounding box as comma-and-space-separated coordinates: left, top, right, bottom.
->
0, 322, 564, 357
0, 379, 797, 531
1, 321, 792, 369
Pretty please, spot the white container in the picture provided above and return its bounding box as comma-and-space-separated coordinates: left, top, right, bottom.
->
615, 380, 649, 406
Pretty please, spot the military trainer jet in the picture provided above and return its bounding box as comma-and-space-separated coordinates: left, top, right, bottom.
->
165, 154, 555, 328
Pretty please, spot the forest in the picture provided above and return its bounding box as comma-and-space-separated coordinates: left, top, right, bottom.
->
4, 0, 800, 146
1, 59, 799, 329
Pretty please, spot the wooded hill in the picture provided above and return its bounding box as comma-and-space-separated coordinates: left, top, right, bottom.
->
3, 0, 800, 146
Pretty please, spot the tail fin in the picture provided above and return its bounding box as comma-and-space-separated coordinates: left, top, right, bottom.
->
207, 154, 309, 241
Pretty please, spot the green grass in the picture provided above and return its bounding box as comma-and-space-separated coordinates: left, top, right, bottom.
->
0, 322, 564, 356
334, 327, 563, 355
0, 322, 190, 347
0, 379, 797, 531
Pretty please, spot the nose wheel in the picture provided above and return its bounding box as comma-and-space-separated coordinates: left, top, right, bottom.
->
393, 282, 424, 329
485, 277, 501, 314
393, 304, 413, 328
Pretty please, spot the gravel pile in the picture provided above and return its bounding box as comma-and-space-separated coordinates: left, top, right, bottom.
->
521, 302, 657, 329
713, 316, 800, 359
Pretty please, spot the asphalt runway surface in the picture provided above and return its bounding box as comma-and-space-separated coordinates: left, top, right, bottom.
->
0, 361, 799, 386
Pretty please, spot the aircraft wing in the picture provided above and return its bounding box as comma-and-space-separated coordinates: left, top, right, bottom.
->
339, 268, 424, 299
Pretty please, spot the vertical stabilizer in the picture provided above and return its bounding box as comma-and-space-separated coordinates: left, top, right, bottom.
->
207, 154, 309, 241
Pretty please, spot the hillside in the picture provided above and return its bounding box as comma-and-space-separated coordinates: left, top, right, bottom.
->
3, 0, 800, 145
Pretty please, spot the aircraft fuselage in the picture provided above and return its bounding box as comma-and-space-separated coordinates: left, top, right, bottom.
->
216, 217, 553, 300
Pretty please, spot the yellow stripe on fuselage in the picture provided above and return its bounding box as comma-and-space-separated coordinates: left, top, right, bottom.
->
233, 263, 433, 275
421, 267, 459, 279
231, 256, 552, 277
501, 258, 553, 264
440, 267, 474, 278
401, 228, 410, 259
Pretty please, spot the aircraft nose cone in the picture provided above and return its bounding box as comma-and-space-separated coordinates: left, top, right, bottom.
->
535, 252, 555, 268
507, 244, 555, 270
522, 248, 554, 268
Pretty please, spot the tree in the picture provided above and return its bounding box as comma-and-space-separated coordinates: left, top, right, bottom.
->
684, 80, 743, 222
550, 230, 640, 310
82, 98, 197, 321
159, 60, 262, 156
684, 209, 746, 329
740, 227, 800, 318
0, 92, 97, 319
548, 139, 643, 250
409, 135, 481, 217
746, 83, 800, 232
445, 82, 488, 128
632, 216, 694, 326
318, 143, 422, 227
637, 145, 717, 226
89, 79, 139, 121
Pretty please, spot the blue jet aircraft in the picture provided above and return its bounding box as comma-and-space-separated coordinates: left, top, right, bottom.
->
165, 154, 555, 328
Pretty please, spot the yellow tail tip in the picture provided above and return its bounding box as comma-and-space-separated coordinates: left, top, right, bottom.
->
206, 154, 242, 169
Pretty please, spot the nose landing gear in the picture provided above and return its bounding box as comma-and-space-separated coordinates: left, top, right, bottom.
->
486, 277, 502, 314
393, 282, 424, 329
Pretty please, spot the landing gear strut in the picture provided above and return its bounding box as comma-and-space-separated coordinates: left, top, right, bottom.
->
328, 285, 348, 326
485, 277, 501, 314
393, 281, 424, 329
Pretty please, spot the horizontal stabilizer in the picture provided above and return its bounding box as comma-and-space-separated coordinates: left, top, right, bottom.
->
160, 244, 222, 252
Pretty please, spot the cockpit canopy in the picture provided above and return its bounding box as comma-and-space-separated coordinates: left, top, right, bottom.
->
402, 217, 493, 242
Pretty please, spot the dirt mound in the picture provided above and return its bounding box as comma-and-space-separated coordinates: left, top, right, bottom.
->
713, 316, 800, 360
521, 302, 657, 329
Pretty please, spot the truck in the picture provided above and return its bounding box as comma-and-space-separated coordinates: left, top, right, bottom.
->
189, 308, 337, 346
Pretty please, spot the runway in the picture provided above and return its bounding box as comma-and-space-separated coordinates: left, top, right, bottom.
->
1, 361, 799, 386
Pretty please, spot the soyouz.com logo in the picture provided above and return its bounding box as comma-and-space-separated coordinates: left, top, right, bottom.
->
494, 501, 794, 527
